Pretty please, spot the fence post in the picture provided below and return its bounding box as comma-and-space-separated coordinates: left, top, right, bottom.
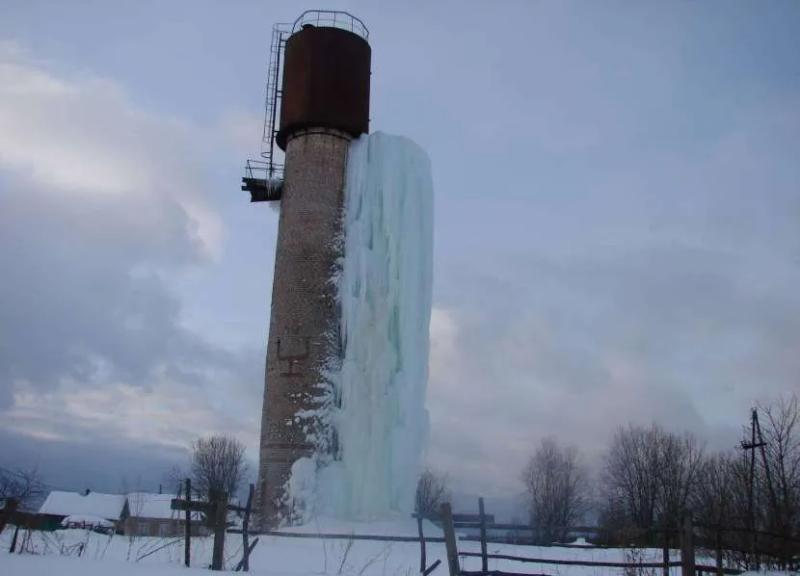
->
779, 531, 788, 571
662, 532, 670, 576
211, 490, 228, 571
478, 497, 488, 574
417, 514, 427, 574
0, 498, 18, 535
184, 478, 192, 567
9, 524, 20, 553
440, 503, 460, 576
242, 484, 254, 572
753, 530, 760, 572
680, 516, 695, 576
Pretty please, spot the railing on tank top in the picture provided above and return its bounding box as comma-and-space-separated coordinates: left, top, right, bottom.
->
291, 10, 369, 40
254, 10, 368, 191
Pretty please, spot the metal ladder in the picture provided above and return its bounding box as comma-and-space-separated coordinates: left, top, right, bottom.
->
260, 22, 290, 179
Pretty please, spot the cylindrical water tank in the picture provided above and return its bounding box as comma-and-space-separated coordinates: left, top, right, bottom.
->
277, 25, 371, 150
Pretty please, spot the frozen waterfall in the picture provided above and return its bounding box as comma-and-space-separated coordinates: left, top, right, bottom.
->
289, 131, 434, 521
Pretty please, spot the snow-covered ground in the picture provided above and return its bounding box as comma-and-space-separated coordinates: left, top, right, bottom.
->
0, 549, 789, 576
0, 554, 213, 576
1, 520, 687, 576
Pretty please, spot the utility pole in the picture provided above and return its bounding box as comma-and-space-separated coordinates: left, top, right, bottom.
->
740, 407, 781, 569
741, 409, 780, 526
741, 411, 761, 530
741, 408, 763, 569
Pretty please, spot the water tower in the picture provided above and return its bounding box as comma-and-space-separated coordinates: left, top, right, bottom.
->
242, 10, 371, 525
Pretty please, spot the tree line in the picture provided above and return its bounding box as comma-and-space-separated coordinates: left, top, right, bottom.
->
415, 394, 799, 551
521, 394, 799, 546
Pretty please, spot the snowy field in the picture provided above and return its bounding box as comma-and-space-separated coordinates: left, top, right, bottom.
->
0, 520, 690, 576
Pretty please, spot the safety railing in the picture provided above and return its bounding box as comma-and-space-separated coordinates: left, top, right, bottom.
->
291, 10, 369, 40
245, 159, 282, 181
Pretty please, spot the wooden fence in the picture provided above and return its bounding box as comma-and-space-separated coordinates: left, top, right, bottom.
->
5, 493, 798, 576
432, 500, 799, 575
437, 500, 753, 576
170, 479, 258, 572
237, 499, 797, 576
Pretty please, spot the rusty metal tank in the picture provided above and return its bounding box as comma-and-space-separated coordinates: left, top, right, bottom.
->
276, 23, 371, 150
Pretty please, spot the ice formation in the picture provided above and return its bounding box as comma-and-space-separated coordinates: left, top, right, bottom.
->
291, 131, 434, 521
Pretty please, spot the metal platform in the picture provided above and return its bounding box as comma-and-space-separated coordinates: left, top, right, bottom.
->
241, 159, 282, 202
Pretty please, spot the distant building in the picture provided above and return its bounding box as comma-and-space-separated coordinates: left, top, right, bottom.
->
449, 512, 525, 542
451, 512, 496, 524
38, 490, 126, 531
36, 489, 212, 536
122, 492, 208, 537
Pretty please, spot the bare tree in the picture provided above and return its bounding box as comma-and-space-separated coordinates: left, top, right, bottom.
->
522, 437, 588, 544
759, 394, 800, 535
692, 452, 740, 527
602, 424, 703, 535
690, 450, 755, 559
600, 404, 796, 552
415, 468, 450, 519
190, 435, 248, 501
0, 465, 44, 509
657, 428, 704, 527
602, 425, 661, 533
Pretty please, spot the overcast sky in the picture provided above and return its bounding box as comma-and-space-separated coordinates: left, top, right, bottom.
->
1, 1, 799, 500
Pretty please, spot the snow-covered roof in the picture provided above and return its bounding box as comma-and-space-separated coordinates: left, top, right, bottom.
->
125, 493, 180, 520
61, 515, 115, 528
39, 491, 126, 520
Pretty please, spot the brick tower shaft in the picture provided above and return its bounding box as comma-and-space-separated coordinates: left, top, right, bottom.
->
257, 129, 350, 523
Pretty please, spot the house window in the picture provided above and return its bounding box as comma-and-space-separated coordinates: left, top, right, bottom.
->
138, 522, 148, 535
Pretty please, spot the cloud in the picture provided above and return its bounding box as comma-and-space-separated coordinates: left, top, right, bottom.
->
413, 2, 800, 498
4, 376, 258, 451
426, 241, 800, 496
0, 43, 221, 257
0, 426, 194, 494
0, 44, 258, 462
